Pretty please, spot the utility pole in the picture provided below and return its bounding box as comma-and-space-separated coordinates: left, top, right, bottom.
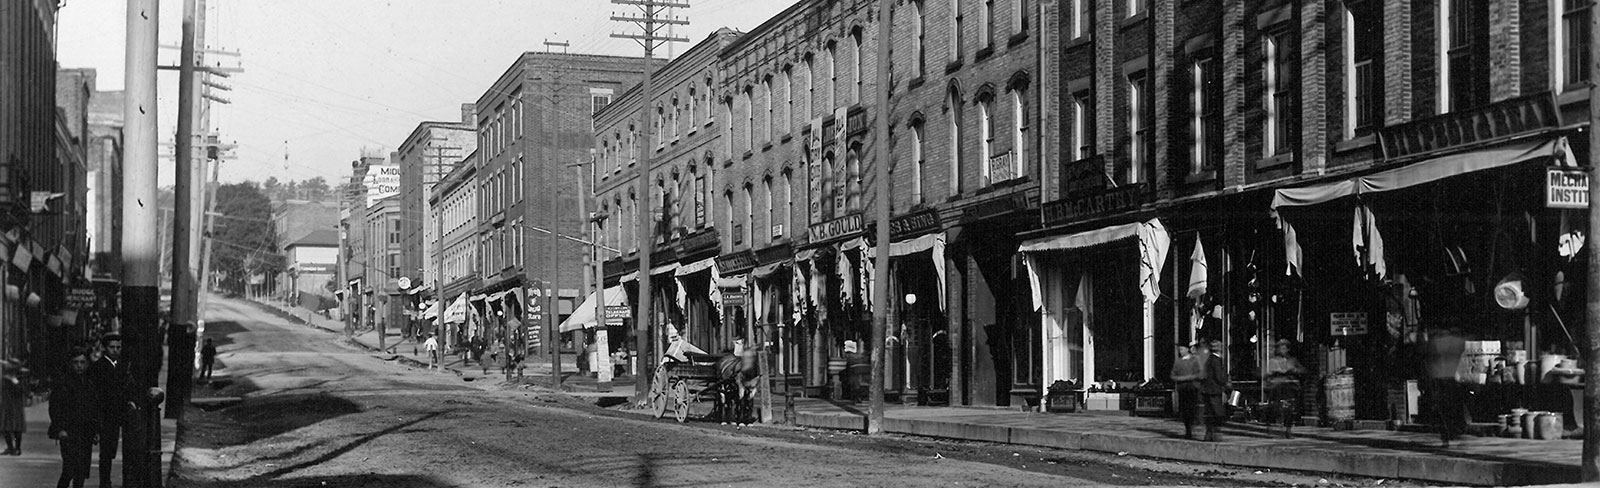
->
122, 0, 165, 485
545, 39, 568, 389
1583, 2, 1600, 480
866, 0, 893, 435
166, 0, 198, 422
611, 0, 688, 403
569, 159, 592, 378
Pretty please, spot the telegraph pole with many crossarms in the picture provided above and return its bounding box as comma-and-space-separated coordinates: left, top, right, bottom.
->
610, 0, 687, 405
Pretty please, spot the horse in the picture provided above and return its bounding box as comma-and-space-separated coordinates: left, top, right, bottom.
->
714, 340, 761, 424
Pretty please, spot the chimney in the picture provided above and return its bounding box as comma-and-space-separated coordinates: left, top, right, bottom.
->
461, 103, 477, 126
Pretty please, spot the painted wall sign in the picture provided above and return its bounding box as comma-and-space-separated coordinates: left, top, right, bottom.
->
1043, 183, 1146, 226
889, 209, 941, 239
1330, 312, 1369, 336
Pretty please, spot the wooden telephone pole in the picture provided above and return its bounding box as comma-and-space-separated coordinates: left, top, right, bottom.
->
1582, 1, 1600, 480
610, 0, 688, 404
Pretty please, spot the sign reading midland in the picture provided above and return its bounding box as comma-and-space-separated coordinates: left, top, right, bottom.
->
809, 213, 863, 245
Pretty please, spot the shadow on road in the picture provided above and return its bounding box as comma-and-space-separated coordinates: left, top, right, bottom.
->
181, 472, 457, 488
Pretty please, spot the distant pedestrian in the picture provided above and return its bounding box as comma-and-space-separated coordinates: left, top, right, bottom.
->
50, 350, 99, 488
423, 334, 439, 369
2, 358, 29, 455
1169, 343, 1203, 440
1195, 340, 1230, 442
199, 338, 218, 382
1426, 326, 1467, 448
87, 335, 134, 488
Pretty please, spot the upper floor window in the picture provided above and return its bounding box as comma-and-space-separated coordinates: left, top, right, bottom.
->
743, 186, 755, 246
1072, 91, 1093, 160
911, 122, 926, 204
782, 68, 794, 134
1557, 0, 1592, 91
1127, 0, 1146, 18
1011, 87, 1027, 179
744, 88, 756, 152
686, 85, 698, 126
948, 89, 965, 194
1126, 72, 1149, 184
765, 179, 777, 241
824, 44, 838, 110
950, 0, 964, 62
978, 97, 996, 185
1440, 0, 1486, 112
783, 172, 794, 235
1071, 0, 1090, 39
851, 30, 864, 105
1264, 31, 1296, 157
1012, 0, 1027, 35
1191, 57, 1221, 174
763, 79, 775, 143
1344, 2, 1382, 138
913, 1, 927, 76
704, 76, 715, 122
802, 57, 815, 120
982, 0, 995, 48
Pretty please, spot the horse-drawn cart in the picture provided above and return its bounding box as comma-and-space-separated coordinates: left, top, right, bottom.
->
649, 356, 725, 422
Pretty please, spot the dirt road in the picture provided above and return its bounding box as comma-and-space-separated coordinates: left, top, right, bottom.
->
172, 297, 1417, 487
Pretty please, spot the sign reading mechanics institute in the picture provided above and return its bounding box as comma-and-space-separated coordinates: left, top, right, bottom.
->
809, 213, 864, 244
1546, 167, 1589, 209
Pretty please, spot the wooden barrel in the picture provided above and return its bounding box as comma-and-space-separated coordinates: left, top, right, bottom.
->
1325, 374, 1355, 421
827, 358, 848, 375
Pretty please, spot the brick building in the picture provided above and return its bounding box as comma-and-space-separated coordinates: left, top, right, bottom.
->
593, 29, 742, 375
1018, 0, 1590, 422
395, 107, 476, 312
429, 150, 480, 340
473, 52, 640, 356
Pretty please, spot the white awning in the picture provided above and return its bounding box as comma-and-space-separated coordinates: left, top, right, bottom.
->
889, 233, 939, 257
652, 263, 679, 275
1019, 218, 1170, 310
559, 286, 627, 333
621, 271, 639, 283
443, 294, 468, 324
675, 257, 715, 276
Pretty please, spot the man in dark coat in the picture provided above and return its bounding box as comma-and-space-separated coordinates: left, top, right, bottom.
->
87, 335, 134, 488
52, 350, 100, 488
199, 338, 218, 382
1195, 340, 1231, 442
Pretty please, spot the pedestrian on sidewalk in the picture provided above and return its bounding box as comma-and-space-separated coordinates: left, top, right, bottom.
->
423, 334, 439, 369
1169, 344, 1203, 440
1265, 339, 1306, 437
87, 334, 134, 488
49, 350, 99, 488
1, 358, 30, 455
1425, 326, 1467, 448
1196, 340, 1230, 442
199, 338, 218, 382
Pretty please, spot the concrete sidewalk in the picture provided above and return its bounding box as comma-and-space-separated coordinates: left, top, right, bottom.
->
786, 398, 1580, 486
0, 388, 179, 487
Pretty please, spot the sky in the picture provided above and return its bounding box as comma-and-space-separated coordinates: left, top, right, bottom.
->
57, 0, 790, 187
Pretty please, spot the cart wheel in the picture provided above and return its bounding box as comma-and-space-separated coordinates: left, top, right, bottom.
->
650, 382, 668, 419
673, 381, 691, 423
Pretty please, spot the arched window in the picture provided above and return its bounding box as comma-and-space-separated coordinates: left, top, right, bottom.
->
979, 96, 994, 185
910, 122, 926, 204
948, 88, 964, 194
851, 29, 864, 105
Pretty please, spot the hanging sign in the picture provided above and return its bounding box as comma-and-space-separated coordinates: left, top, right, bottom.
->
1330, 312, 1369, 336
1545, 167, 1589, 209
605, 305, 630, 326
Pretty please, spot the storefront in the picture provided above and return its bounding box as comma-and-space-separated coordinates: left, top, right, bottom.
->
948, 189, 1038, 407
885, 208, 949, 404
753, 241, 799, 382
1271, 130, 1582, 422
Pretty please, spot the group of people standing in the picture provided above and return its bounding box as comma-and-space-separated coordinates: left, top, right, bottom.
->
1170, 340, 1231, 441
49, 335, 141, 488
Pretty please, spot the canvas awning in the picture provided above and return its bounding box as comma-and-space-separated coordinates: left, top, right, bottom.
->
1271, 136, 1574, 275
559, 286, 627, 333
888, 233, 948, 311
676, 257, 715, 276
443, 294, 468, 324
1019, 218, 1170, 310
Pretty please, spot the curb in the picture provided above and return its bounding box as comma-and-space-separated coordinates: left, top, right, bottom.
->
790, 412, 1577, 486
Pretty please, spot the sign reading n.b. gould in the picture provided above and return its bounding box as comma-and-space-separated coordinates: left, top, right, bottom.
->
809, 213, 864, 244
1545, 167, 1589, 209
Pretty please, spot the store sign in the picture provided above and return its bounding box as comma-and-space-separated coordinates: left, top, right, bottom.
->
1060, 156, 1108, 197
1378, 93, 1560, 161
722, 290, 746, 307
605, 305, 630, 326
809, 213, 864, 244
1546, 167, 1589, 209
808, 119, 825, 224
889, 209, 941, 240
67, 287, 96, 309
678, 227, 719, 255
1043, 183, 1146, 226
988, 151, 1016, 184
962, 192, 1030, 223
715, 250, 759, 275
1330, 312, 1369, 336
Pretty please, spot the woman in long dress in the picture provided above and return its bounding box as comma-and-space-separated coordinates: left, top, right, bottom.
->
50, 350, 99, 488
1, 358, 28, 455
